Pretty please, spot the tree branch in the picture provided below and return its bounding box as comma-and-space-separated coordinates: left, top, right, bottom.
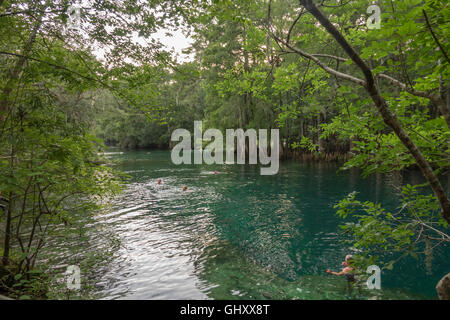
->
0, 51, 111, 89
287, 8, 306, 45
305, 53, 447, 120
422, 9, 449, 63
269, 32, 366, 86
298, 0, 450, 224
377, 73, 449, 128
311, 53, 347, 62
376, 73, 436, 99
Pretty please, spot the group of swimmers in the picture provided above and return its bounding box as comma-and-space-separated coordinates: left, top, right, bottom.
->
157, 178, 189, 191
157, 178, 188, 191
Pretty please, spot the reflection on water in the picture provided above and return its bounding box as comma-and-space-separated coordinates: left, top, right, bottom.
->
84, 151, 448, 300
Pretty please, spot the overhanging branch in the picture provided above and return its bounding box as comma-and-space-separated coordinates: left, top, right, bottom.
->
269, 32, 366, 86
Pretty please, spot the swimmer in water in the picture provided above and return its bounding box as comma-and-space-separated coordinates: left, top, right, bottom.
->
183, 186, 188, 191
214, 170, 218, 175
326, 254, 358, 296
157, 178, 162, 185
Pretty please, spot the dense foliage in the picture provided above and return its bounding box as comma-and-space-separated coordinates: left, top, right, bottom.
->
1, 0, 449, 299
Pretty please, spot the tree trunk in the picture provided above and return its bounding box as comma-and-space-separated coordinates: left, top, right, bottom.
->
318, 112, 325, 154
0, 18, 42, 122
447, 83, 450, 119
2, 193, 13, 266
300, 0, 450, 225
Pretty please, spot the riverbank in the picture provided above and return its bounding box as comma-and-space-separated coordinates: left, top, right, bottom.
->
105, 144, 353, 162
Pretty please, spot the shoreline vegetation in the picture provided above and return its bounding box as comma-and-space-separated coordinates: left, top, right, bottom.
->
104, 146, 354, 162
1, 0, 449, 300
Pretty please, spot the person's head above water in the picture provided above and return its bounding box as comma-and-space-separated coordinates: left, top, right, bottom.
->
342, 254, 353, 266
183, 186, 188, 191
157, 179, 162, 185
326, 254, 355, 275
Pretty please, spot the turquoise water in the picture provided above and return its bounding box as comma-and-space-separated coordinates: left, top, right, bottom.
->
94, 150, 449, 300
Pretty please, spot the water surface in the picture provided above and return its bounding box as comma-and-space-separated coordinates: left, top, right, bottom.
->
93, 150, 449, 299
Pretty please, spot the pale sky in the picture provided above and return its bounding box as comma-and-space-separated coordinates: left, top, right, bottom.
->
154, 28, 195, 63
93, 27, 194, 65
70, 1, 195, 64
